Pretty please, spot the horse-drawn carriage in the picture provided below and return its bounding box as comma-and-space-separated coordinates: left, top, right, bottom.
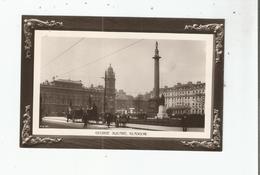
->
66, 106, 98, 123
66, 107, 84, 123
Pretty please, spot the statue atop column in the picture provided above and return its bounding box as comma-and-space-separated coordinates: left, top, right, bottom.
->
155, 41, 159, 57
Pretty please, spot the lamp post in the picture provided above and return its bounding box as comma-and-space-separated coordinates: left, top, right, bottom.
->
100, 74, 107, 114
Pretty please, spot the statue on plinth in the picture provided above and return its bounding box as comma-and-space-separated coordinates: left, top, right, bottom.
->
157, 94, 168, 119
159, 94, 165, 106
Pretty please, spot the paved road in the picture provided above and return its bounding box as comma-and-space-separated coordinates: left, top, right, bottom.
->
42, 117, 135, 130
42, 116, 203, 132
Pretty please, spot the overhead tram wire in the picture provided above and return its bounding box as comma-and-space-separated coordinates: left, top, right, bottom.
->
57, 39, 144, 77
41, 37, 85, 69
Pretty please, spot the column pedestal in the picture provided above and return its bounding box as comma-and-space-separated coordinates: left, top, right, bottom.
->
156, 105, 168, 119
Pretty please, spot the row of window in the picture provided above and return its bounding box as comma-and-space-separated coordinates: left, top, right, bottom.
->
165, 98, 205, 104
165, 102, 204, 108
162, 89, 205, 96
165, 96, 205, 100
174, 109, 204, 114
42, 94, 103, 99
42, 97, 103, 106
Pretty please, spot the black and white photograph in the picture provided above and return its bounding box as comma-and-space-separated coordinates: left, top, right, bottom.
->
35, 31, 213, 136
20, 16, 224, 151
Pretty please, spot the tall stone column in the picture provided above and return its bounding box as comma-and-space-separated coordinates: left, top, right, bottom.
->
153, 41, 161, 102
153, 41, 161, 112
154, 58, 160, 99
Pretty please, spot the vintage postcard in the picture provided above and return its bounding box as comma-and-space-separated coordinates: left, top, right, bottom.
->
20, 16, 224, 151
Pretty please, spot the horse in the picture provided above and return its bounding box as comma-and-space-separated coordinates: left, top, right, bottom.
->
72, 109, 84, 123
66, 107, 84, 123
86, 107, 98, 123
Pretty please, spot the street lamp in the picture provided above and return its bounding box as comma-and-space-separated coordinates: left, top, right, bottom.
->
100, 74, 107, 114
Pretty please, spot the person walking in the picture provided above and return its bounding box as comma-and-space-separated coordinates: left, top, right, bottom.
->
66, 106, 72, 122
83, 109, 88, 128
106, 113, 111, 128
92, 103, 98, 124
182, 113, 188, 132
115, 113, 120, 128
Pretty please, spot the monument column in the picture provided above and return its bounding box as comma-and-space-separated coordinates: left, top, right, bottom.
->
152, 41, 168, 119
153, 41, 161, 105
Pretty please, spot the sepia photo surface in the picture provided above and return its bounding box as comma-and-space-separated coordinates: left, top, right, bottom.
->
33, 30, 214, 139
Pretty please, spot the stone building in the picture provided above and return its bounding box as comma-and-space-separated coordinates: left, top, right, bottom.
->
40, 65, 116, 116
115, 89, 134, 112
133, 94, 149, 113
160, 81, 205, 115
115, 90, 150, 114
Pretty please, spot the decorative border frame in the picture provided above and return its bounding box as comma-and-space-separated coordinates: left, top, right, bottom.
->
22, 105, 62, 146
184, 23, 224, 63
20, 16, 224, 151
180, 23, 224, 150
181, 109, 221, 150
21, 19, 64, 146
24, 19, 63, 60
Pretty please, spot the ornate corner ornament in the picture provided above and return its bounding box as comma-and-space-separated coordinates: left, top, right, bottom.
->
21, 105, 62, 146
185, 23, 224, 63
23, 19, 63, 60
181, 109, 221, 150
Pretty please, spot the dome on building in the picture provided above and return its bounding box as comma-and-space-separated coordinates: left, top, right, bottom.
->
107, 64, 114, 73
105, 64, 115, 78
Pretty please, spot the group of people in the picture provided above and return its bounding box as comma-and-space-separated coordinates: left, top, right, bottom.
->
102, 112, 129, 128
66, 105, 131, 129
115, 112, 129, 128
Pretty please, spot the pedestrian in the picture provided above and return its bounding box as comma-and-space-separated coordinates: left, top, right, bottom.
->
66, 106, 72, 122
92, 103, 98, 124
115, 113, 120, 128
79, 106, 83, 122
182, 113, 188, 132
122, 112, 127, 127
83, 110, 88, 128
106, 113, 111, 128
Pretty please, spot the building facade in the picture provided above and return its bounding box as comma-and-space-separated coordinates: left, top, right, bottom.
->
160, 81, 205, 115
40, 65, 116, 116
115, 90, 150, 114
133, 94, 149, 113
115, 89, 134, 112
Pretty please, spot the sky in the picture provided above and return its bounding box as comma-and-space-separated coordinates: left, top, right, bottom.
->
40, 36, 206, 96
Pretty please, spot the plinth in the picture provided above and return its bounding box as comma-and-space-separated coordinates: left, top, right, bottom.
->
157, 105, 168, 119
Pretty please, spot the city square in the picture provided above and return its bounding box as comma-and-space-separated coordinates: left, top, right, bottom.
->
39, 35, 206, 133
